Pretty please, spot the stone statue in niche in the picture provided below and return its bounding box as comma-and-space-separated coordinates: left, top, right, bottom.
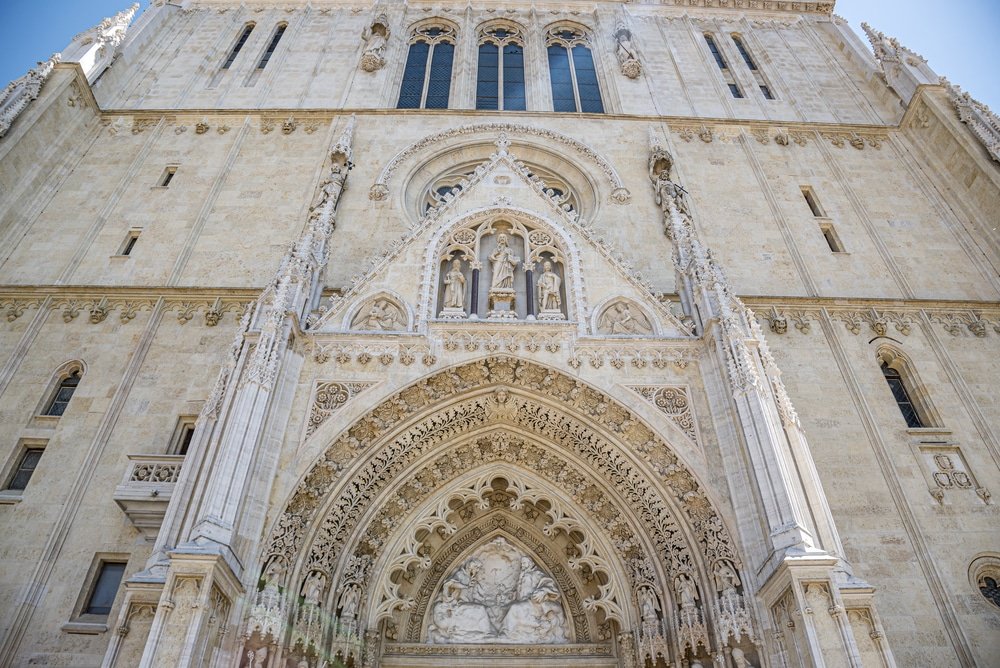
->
352, 299, 406, 331
427, 537, 569, 644
598, 302, 652, 335
360, 15, 389, 72
339, 585, 361, 620
674, 573, 698, 610
302, 572, 325, 606
248, 646, 267, 668
732, 648, 756, 668
488, 233, 520, 320
638, 587, 660, 624
536, 260, 563, 320
439, 258, 466, 319
614, 24, 642, 79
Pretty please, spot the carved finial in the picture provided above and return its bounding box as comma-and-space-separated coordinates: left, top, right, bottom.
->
647, 128, 673, 182
330, 114, 356, 166
495, 131, 511, 154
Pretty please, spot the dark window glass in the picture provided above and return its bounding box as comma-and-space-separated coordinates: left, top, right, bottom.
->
548, 45, 576, 112
44, 371, 80, 416
728, 83, 744, 99
705, 35, 727, 69
7, 449, 43, 491
122, 235, 138, 256
85, 563, 126, 616
760, 84, 774, 100
178, 425, 195, 456
257, 25, 286, 69
397, 41, 430, 109
981, 577, 1000, 609
425, 42, 454, 109
160, 169, 175, 187
732, 36, 758, 70
502, 43, 526, 111
476, 43, 499, 110
223, 25, 255, 69
572, 45, 604, 113
881, 362, 924, 428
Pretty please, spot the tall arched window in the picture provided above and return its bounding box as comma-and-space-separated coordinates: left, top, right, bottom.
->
44, 369, 81, 417
222, 23, 256, 70
704, 33, 743, 99
397, 25, 456, 110
877, 349, 937, 429
546, 27, 603, 113
732, 34, 775, 100
256, 23, 287, 70
476, 26, 526, 111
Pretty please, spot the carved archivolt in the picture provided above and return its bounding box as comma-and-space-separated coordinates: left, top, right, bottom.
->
369, 123, 629, 203
261, 359, 742, 637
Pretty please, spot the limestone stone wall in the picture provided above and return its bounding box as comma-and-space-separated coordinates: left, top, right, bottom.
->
0, 1, 997, 667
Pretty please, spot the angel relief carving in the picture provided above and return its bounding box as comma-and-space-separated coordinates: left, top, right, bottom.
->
597, 300, 653, 335
351, 298, 407, 331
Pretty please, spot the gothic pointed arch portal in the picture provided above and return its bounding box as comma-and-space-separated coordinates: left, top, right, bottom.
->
247, 357, 757, 667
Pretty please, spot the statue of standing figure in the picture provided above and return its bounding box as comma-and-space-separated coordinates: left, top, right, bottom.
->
489, 233, 519, 291
534, 260, 562, 321
443, 259, 466, 309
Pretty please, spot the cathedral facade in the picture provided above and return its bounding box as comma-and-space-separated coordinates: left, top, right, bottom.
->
0, 1, 998, 666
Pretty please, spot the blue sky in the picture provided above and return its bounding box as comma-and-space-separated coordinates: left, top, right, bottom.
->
0, 0, 997, 109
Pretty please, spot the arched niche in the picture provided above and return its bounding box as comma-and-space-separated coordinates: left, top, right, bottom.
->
427, 210, 580, 324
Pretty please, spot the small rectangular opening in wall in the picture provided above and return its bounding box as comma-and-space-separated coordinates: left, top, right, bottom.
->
819, 222, 845, 253
117, 230, 140, 256
158, 166, 177, 187
801, 187, 825, 217
170, 417, 197, 456
728, 83, 743, 99
760, 84, 774, 100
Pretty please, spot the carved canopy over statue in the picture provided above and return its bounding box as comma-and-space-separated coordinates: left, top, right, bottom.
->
436, 218, 568, 321
428, 537, 569, 644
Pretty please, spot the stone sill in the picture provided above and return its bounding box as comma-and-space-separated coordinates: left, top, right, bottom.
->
907, 427, 953, 441
61, 621, 108, 635
0, 491, 23, 505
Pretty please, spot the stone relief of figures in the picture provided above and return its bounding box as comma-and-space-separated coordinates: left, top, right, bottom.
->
428, 537, 569, 644
351, 297, 407, 331
597, 301, 653, 335
360, 14, 390, 72
614, 24, 642, 79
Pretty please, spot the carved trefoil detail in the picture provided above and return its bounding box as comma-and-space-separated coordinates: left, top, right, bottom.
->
306, 381, 377, 438
626, 385, 699, 445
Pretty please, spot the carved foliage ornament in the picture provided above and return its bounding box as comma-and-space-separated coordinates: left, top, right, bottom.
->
262, 358, 740, 608
306, 381, 376, 438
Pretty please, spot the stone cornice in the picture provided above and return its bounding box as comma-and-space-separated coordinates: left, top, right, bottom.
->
180, 0, 834, 16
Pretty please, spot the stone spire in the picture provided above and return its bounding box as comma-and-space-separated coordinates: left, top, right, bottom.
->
859, 22, 937, 106
942, 78, 1000, 163
0, 54, 60, 138
62, 3, 140, 83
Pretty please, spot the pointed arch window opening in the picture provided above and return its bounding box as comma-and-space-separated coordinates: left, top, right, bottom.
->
546, 28, 604, 114
477, 27, 526, 111
256, 24, 287, 70
880, 361, 924, 428
222, 23, 255, 70
44, 370, 81, 417
398, 26, 457, 109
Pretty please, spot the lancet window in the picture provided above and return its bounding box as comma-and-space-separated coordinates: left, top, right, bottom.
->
704, 33, 743, 99
732, 34, 775, 100
476, 25, 526, 111
877, 349, 938, 429
546, 27, 604, 113
256, 23, 287, 70
436, 220, 568, 321
222, 23, 255, 69
397, 24, 456, 109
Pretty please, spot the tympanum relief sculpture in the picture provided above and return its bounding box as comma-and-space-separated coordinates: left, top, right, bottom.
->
597, 300, 653, 335
428, 537, 569, 644
436, 220, 567, 321
352, 297, 407, 331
